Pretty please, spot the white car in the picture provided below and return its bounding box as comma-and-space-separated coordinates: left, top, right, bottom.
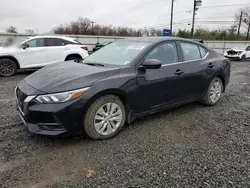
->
224, 45, 250, 61
0, 36, 89, 76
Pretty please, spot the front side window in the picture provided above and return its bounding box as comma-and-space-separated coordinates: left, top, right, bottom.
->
145, 42, 178, 65
25, 38, 44, 47
83, 41, 150, 66
180, 42, 201, 61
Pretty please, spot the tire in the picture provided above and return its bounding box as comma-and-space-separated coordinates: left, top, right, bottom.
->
241, 55, 246, 62
0, 58, 17, 77
66, 55, 82, 63
201, 77, 223, 106
83, 95, 126, 140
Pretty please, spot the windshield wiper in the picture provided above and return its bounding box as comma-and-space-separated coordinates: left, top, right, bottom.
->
84, 62, 104, 67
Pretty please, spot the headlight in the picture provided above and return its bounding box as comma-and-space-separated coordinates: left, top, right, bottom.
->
238, 51, 243, 55
36, 87, 89, 104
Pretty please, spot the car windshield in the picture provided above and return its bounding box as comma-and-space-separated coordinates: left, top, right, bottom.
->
232, 45, 247, 50
83, 41, 150, 66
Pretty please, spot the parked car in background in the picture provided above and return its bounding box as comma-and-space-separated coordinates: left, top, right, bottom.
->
194, 39, 204, 44
92, 41, 113, 52
0, 36, 89, 77
224, 45, 250, 61
16, 37, 230, 140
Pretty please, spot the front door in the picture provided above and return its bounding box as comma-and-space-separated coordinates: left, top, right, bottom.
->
17, 38, 47, 68
132, 41, 188, 114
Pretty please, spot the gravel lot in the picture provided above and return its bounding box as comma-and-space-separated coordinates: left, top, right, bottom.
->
0, 61, 250, 188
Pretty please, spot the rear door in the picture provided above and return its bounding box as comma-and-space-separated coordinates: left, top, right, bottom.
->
17, 38, 47, 68
178, 41, 212, 100
45, 38, 66, 64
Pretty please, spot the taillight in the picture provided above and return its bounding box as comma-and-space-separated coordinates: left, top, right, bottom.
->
228, 59, 232, 65
81, 46, 88, 51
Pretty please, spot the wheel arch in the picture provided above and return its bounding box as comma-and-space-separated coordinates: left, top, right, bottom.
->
215, 74, 226, 92
0, 55, 20, 69
84, 89, 134, 123
65, 53, 82, 61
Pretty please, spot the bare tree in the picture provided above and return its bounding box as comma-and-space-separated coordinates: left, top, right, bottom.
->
5, 26, 18, 33
25, 29, 35, 34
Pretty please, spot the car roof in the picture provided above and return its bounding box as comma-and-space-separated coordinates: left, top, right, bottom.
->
121, 37, 204, 46
26, 36, 77, 42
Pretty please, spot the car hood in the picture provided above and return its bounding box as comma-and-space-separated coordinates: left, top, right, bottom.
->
0, 46, 18, 54
226, 48, 244, 52
23, 61, 120, 93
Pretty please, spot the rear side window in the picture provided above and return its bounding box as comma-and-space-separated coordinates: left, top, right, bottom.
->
45, 38, 64, 46
180, 42, 201, 61
199, 46, 207, 58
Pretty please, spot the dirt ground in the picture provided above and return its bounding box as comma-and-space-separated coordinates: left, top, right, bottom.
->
0, 61, 250, 188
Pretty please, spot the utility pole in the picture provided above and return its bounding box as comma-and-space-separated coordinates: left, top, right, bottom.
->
191, 0, 196, 38
170, 0, 174, 36
191, 0, 202, 38
91, 21, 95, 35
237, 12, 243, 39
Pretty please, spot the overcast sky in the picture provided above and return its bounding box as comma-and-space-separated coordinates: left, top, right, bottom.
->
0, 0, 249, 33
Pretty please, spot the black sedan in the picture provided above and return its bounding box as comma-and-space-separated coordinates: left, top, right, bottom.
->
16, 37, 231, 140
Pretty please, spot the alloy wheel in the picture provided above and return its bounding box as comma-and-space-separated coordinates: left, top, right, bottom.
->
94, 102, 123, 136
210, 81, 222, 103
0, 60, 15, 76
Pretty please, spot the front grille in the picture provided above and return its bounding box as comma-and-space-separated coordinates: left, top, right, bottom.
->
227, 50, 238, 55
16, 88, 27, 112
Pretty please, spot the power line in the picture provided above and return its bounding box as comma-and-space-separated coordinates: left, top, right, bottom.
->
199, 3, 250, 9
126, 3, 250, 27
94, 0, 164, 21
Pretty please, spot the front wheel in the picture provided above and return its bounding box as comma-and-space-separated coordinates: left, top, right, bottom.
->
241, 55, 246, 61
83, 95, 126, 140
0, 58, 17, 77
201, 77, 223, 106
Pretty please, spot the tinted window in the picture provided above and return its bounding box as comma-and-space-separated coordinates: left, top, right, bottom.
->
246, 46, 250, 51
45, 38, 64, 46
62, 39, 74, 45
26, 38, 44, 47
199, 46, 207, 58
180, 42, 201, 61
146, 42, 178, 65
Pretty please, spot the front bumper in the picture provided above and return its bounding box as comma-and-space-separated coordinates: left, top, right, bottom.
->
224, 55, 241, 60
15, 84, 89, 136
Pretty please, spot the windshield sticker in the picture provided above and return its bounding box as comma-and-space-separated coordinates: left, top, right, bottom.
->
127, 45, 145, 50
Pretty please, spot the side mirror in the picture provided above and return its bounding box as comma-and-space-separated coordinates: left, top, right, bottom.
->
141, 59, 162, 69
22, 44, 29, 49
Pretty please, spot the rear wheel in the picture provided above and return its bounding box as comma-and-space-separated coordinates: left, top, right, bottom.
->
65, 55, 82, 63
201, 77, 223, 106
83, 95, 126, 140
0, 58, 17, 77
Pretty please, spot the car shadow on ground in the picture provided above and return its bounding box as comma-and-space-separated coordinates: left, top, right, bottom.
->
27, 101, 206, 146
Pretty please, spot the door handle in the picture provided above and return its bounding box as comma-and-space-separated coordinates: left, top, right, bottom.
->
208, 63, 215, 68
174, 69, 184, 76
